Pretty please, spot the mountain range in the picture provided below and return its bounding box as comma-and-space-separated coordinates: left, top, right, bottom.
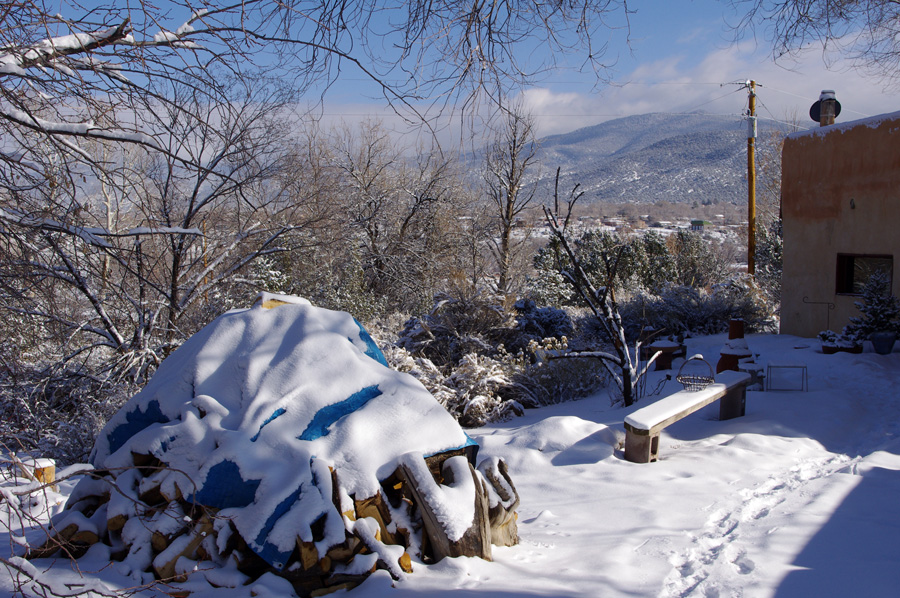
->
533, 112, 788, 206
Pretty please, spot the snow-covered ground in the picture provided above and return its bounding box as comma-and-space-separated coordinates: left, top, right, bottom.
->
4, 332, 900, 597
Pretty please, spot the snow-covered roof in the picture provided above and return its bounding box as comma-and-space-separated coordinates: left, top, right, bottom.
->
788, 109, 900, 141
90, 298, 475, 570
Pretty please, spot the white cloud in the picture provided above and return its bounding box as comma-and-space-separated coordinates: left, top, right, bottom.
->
520, 42, 899, 138
295, 39, 898, 149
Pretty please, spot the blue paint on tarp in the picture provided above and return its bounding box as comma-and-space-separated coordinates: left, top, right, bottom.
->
250, 408, 286, 442
298, 385, 382, 441
253, 481, 309, 569
106, 399, 169, 455
193, 460, 261, 509
352, 318, 389, 367
159, 435, 177, 453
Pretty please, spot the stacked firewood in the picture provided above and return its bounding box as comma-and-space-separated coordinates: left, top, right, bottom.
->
28, 448, 519, 597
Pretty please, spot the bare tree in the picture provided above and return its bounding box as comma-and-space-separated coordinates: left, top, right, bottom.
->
483, 106, 540, 298
331, 120, 474, 313
733, 0, 900, 82
751, 115, 802, 308
0, 78, 316, 381
1, 1, 630, 179
2, 1, 631, 332
543, 170, 658, 407
0, 0, 633, 467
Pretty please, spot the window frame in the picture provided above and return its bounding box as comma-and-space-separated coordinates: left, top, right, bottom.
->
835, 253, 894, 296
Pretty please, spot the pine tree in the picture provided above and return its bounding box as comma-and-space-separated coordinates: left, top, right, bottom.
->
844, 271, 900, 339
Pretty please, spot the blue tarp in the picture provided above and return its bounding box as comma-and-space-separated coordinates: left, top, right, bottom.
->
89, 298, 478, 571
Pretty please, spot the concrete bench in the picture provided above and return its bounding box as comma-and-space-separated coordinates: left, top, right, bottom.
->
623, 370, 751, 463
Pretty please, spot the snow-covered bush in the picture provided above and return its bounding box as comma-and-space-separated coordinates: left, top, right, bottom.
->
442, 353, 526, 427
0, 367, 136, 465
667, 229, 735, 290
392, 291, 603, 424
385, 344, 525, 427
817, 329, 861, 348
384, 338, 606, 427
512, 338, 608, 407
619, 278, 776, 338
397, 292, 576, 368
382, 345, 457, 406
396, 292, 515, 369
526, 265, 572, 307
755, 218, 783, 309
512, 299, 575, 342
529, 228, 735, 303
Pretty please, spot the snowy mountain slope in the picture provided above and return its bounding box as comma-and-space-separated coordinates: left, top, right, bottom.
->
535, 112, 786, 206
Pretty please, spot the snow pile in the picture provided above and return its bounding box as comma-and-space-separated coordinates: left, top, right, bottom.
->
27, 295, 517, 594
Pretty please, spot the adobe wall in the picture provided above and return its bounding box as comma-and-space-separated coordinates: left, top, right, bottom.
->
780, 111, 900, 338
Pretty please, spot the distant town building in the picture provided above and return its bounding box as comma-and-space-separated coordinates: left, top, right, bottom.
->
690, 219, 711, 231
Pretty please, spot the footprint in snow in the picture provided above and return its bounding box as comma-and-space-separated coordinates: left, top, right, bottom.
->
733, 552, 756, 575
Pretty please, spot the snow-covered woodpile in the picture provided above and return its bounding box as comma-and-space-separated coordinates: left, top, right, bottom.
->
29, 294, 518, 595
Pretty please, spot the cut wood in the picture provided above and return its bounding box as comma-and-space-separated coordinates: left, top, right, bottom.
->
15, 458, 57, 491
479, 458, 520, 547
353, 491, 397, 545
28, 521, 100, 559
324, 535, 363, 562
398, 551, 413, 574
398, 456, 491, 562
107, 513, 127, 532
297, 539, 320, 571
153, 516, 213, 580
424, 446, 475, 481
152, 530, 176, 553
138, 482, 165, 507
131, 452, 161, 468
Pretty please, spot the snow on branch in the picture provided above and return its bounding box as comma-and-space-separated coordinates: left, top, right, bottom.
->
0, 208, 204, 248
0, 13, 207, 71
0, 21, 132, 70
0, 106, 162, 151
0, 207, 112, 248
0, 149, 42, 173
104, 226, 204, 237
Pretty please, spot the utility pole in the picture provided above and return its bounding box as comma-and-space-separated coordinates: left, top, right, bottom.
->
746, 80, 757, 276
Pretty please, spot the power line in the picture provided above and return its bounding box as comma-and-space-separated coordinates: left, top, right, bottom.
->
680, 87, 745, 112
755, 96, 807, 130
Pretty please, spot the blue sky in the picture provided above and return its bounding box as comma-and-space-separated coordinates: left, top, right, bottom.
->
66, 0, 900, 140
318, 0, 899, 140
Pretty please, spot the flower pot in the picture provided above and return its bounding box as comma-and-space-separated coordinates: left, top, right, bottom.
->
822, 343, 862, 354
870, 331, 897, 355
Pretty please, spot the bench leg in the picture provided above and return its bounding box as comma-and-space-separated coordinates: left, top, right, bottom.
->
625, 429, 660, 463
719, 385, 747, 420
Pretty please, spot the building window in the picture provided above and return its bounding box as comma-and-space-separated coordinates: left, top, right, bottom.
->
836, 254, 893, 295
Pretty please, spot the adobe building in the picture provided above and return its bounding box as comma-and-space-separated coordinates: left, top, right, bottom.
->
780, 109, 900, 338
